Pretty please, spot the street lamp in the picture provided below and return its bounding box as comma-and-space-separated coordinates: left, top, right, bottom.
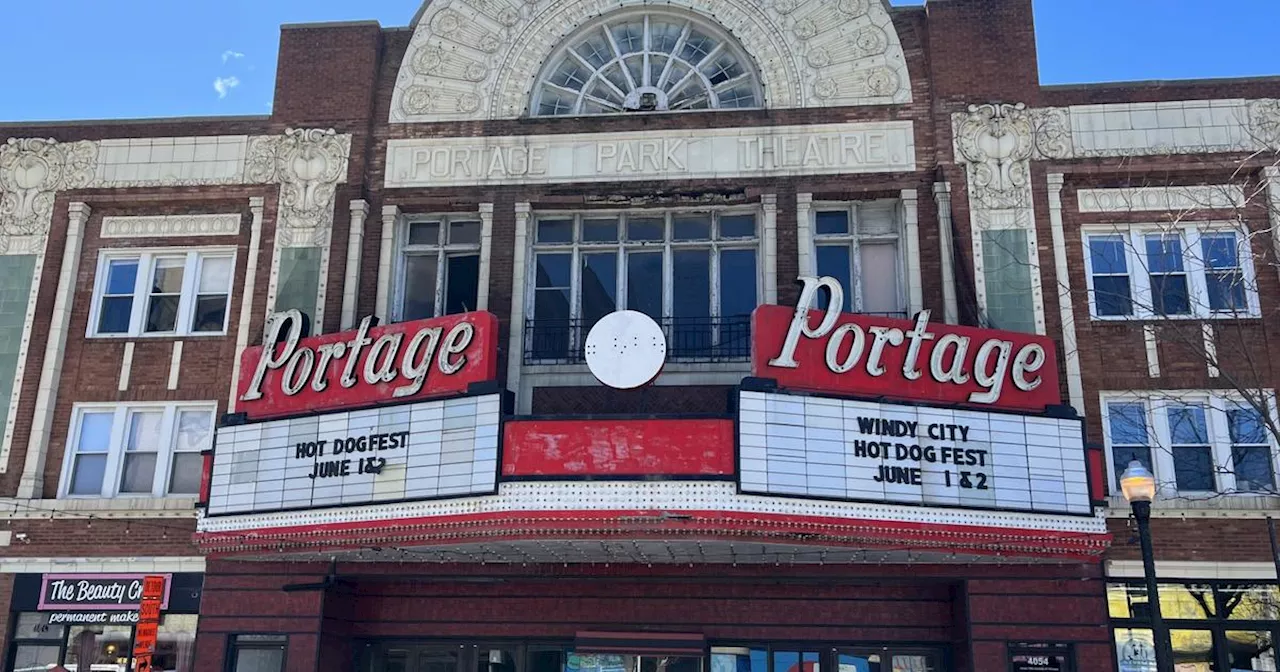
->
1120, 460, 1173, 672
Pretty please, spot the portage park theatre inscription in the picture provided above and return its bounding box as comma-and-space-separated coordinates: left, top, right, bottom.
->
385, 121, 916, 188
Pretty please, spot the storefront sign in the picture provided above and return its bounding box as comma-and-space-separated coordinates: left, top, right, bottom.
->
738, 390, 1091, 515
38, 574, 171, 611
207, 393, 501, 515
237, 310, 498, 421
752, 278, 1062, 413
385, 122, 916, 188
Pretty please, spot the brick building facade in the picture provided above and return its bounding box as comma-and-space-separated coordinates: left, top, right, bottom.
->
2, 1, 1279, 671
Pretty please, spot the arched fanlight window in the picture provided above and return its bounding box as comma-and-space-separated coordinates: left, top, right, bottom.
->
531, 11, 763, 116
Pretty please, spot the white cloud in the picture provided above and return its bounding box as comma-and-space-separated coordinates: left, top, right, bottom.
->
213, 76, 241, 99
221, 50, 245, 64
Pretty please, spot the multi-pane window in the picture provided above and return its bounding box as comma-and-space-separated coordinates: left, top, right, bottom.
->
1102, 392, 1278, 496
396, 216, 482, 321
979, 228, 1037, 333
1084, 225, 1258, 319
90, 250, 234, 337
527, 209, 759, 362
61, 403, 215, 498
532, 11, 762, 115
1167, 402, 1215, 491
1230, 405, 1275, 492
811, 201, 904, 316
1106, 401, 1153, 488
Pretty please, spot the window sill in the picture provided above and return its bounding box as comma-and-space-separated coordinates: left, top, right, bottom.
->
4, 496, 198, 519
86, 332, 229, 340
1089, 314, 1262, 322
1104, 493, 1280, 517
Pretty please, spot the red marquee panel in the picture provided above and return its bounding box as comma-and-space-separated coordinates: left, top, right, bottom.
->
502, 418, 735, 477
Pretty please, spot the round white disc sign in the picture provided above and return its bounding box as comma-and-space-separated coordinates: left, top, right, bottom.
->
584, 310, 667, 389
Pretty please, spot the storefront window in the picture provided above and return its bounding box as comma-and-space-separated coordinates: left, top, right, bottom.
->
153, 614, 198, 672
834, 650, 940, 672
1107, 583, 1215, 620
11, 643, 61, 672
1221, 584, 1280, 621
1170, 630, 1215, 670
566, 654, 701, 672
13, 612, 67, 642
1114, 628, 1157, 672
1225, 631, 1275, 670
359, 644, 944, 672
527, 646, 566, 672
66, 624, 133, 672
771, 651, 819, 672
1110, 580, 1280, 671
229, 635, 288, 672
710, 647, 766, 672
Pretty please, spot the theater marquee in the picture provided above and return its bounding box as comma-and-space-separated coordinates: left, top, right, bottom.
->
743, 277, 1093, 515
205, 311, 502, 516
207, 393, 501, 515
738, 390, 1090, 515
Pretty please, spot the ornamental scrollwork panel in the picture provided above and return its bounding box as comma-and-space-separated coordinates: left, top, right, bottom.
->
246, 128, 352, 247
0, 138, 97, 246
390, 0, 913, 122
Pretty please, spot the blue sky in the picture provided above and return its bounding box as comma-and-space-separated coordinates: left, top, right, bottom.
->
3, 1, 1278, 122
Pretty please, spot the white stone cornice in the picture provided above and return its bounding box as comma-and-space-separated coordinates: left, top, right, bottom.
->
954, 98, 1280, 164
1107, 560, 1277, 580
0, 556, 206, 574
0, 496, 200, 518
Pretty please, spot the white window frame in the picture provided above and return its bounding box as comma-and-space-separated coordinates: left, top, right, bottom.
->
58, 402, 217, 499
87, 247, 237, 338
392, 214, 484, 322
809, 199, 907, 316
1100, 390, 1280, 498
525, 207, 762, 355
1081, 222, 1261, 320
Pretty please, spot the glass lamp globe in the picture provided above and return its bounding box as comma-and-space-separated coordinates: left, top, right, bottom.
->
1119, 460, 1157, 503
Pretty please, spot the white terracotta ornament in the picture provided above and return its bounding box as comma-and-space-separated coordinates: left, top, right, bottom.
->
584, 310, 667, 389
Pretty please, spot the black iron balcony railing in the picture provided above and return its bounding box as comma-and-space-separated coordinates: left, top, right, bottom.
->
524, 315, 752, 365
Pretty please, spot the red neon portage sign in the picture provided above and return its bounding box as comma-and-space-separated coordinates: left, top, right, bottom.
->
753, 277, 1062, 413
237, 310, 498, 421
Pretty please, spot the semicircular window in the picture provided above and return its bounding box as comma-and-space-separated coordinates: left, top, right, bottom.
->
532, 12, 763, 116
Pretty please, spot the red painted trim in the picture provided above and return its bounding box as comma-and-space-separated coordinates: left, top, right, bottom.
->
503, 419, 735, 477
198, 452, 213, 507
194, 509, 1110, 560
1087, 444, 1108, 501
